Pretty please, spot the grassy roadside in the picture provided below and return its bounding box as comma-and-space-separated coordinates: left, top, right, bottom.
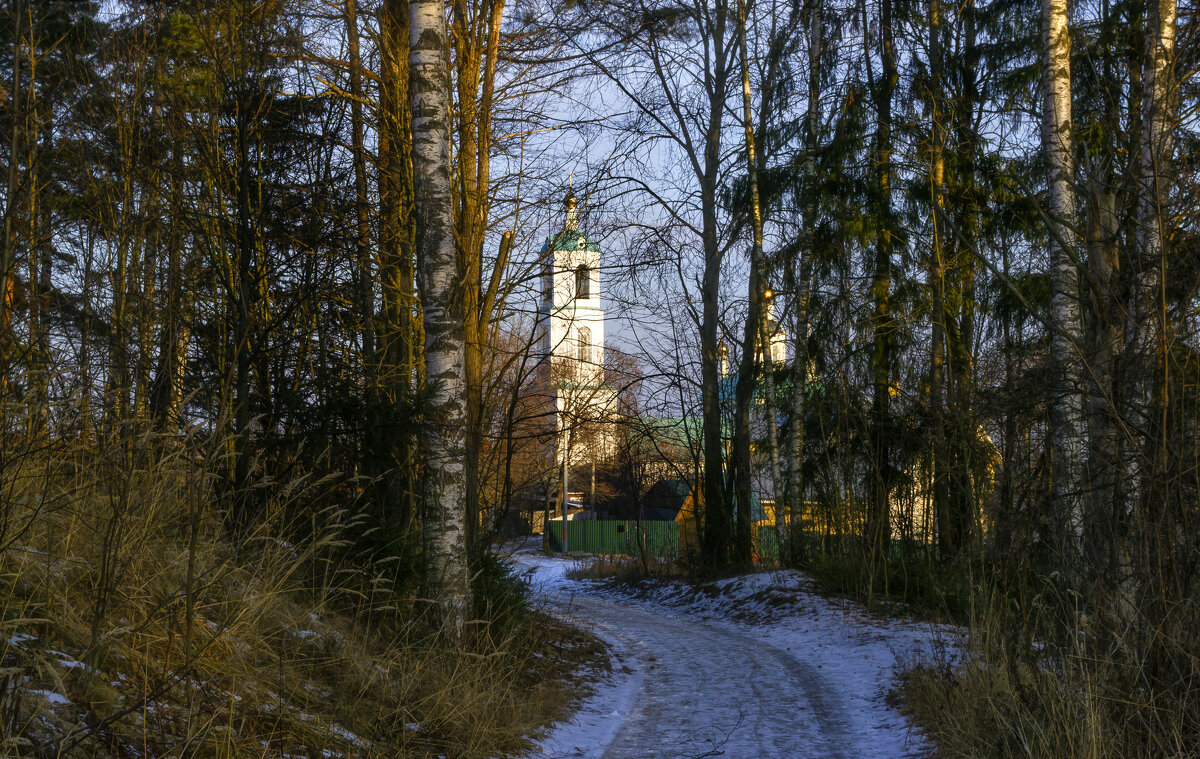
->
0, 434, 605, 758
796, 553, 971, 624
566, 550, 966, 621
895, 591, 1200, 759
565, 554, 694, 583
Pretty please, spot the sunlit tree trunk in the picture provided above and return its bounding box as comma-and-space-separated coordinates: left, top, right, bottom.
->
152, 146, 191, 430
410, 0, 470, 634
24, 37, 48, 438
928, 0, 952, 563
451, 0, 507, 555
0, 0, 22, 405
345, 0, 378, 461
379, 0, 421, 545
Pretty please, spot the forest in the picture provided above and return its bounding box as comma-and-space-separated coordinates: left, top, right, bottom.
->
0, 0, 1197, 756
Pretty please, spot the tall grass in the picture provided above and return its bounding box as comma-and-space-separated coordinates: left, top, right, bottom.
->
0, 428, 600, 757
899, 583, 1200, 758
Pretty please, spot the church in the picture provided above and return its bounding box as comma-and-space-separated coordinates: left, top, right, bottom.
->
534, 188, 618, 515
526, 186, 996, 555
523, 183, 804, 555
531, 186, 782, 527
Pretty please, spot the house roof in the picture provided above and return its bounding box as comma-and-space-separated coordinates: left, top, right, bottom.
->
597, 478, 694, 521
644, 478, 693, 520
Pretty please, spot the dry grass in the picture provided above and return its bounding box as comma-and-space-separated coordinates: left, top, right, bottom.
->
565, 554, 692, 583
0, 430, 603, 757
897, 590, 1200, 759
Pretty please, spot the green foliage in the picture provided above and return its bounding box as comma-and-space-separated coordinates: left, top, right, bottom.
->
470, 550, 532, 633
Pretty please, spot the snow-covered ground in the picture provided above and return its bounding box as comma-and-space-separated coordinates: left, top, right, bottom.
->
511, 546, 957, 759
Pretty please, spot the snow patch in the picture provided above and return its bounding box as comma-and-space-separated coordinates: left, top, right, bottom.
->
31, 689, 70, 706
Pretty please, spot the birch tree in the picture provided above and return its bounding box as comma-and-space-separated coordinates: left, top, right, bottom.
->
1040, 0, 1085, 558
410, 0, 470, 634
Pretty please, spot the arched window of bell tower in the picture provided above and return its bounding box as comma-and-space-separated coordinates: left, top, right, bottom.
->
575, 264, 591, 300
577, 327, 591, 365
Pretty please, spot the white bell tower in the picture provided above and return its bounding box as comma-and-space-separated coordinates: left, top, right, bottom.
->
538, 187, 615, 476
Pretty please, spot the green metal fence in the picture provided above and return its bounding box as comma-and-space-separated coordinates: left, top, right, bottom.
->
545, 520, 788, 561
755, 524, 779, 561
545, 520, 680, 557
544, 520, 946, 566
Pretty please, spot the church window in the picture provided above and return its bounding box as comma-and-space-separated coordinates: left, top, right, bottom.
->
577, 327, 591, 364
575, 264, 591, 299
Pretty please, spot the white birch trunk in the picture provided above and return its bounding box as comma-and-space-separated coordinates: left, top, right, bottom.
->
1040, 0, 1085, 550
410, 0, 470, 635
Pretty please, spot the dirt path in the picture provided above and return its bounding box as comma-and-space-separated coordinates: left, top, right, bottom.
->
515, 550, 940, 759
556, 594, 854, 759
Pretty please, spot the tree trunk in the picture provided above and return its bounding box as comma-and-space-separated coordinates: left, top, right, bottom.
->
943, 0, 981, 560
729, 0, 774, 566
1040, 0, 1085, 560
784, 0, 821, 565
733, 0, 782, 565
451, 0, 507, 556
152, 155, 191, 430
345, 0, 379, 490
1127, 0, 1176, 627
1127, 0, 1175, 490
25, 47, 47, 438
699, 5, 732, 569
0, 0, 22, 404
867, 0, 895, 563
232, 77, 257, 521
410, 0, 470, 634
1083, 179, 1122, 586
379, 0, 420, 547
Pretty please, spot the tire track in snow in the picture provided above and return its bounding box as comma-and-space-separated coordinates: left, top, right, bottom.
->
540, 589, 855, 759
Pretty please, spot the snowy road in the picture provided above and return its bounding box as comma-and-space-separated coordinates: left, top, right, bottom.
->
512, 548, 950, 759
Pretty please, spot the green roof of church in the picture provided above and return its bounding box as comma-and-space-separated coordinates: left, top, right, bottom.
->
544, 230, 601, 253
638, 416, 704, 448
